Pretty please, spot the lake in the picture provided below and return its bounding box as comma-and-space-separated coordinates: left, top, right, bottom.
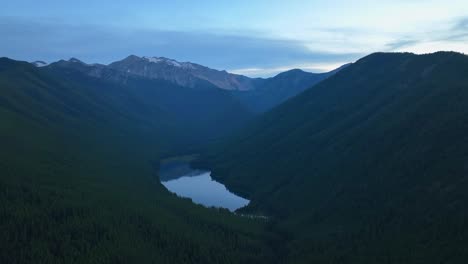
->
159, 160, 249, 212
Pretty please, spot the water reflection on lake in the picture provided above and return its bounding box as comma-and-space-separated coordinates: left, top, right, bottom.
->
159, 161, 249, 212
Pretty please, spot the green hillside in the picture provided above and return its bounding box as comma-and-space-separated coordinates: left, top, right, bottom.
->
195, 52, 468, 263
4, 51, 468, 263
0, 58, 276, 264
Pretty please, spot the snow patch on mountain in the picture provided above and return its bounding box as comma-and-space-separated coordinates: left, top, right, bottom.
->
143, 57, 164, 63
69, 58, 82, 63
142, 56, 196, 69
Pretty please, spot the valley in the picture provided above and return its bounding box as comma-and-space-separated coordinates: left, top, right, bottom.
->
2, 51, 468, 263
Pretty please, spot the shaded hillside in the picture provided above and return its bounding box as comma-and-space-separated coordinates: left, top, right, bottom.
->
195, 52, 468, 263
0, 58, 276, 264
45, 59, 253, 149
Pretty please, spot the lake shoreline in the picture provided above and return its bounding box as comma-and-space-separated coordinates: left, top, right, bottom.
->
159, 157, 250, 212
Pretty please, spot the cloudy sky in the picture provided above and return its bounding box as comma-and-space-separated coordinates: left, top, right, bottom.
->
1, 0, 467, 77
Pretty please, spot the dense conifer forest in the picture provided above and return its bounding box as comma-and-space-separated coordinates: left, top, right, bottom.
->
0, 58, 277, 263
195, 52, 468, 263
2, 52, 468, 263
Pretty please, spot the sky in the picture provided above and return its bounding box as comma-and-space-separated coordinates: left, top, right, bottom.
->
1, 0, 468, 77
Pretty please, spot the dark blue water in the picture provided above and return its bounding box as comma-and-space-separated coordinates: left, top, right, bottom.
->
160, 165, 249, 212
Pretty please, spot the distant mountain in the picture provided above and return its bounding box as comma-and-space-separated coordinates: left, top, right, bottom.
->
108, 55, 257, 91
43, 56, 348, 112
1, 56, 254, 165
233, 65, 349, 113
43, 58, 253, 146
195, 52, 468, 263
47, 57, 146, 85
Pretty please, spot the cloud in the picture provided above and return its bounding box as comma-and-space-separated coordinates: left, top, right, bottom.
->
230, 61, 351, 77
385, 39, 420, 50
454, 17, 468, 31
444, 17, 468, 41
0, 17, 359, 76
382, 16, 468, 55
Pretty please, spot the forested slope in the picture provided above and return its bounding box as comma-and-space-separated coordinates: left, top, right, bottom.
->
0, 58, 276, 264
196, 52, 468, 263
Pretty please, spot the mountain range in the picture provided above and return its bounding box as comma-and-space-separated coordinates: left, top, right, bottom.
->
2, 51, 468, 263
109, 55, 257, 91
0, 57, 276, 263
37, 55, 346, 113
0, 55, 346, 263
